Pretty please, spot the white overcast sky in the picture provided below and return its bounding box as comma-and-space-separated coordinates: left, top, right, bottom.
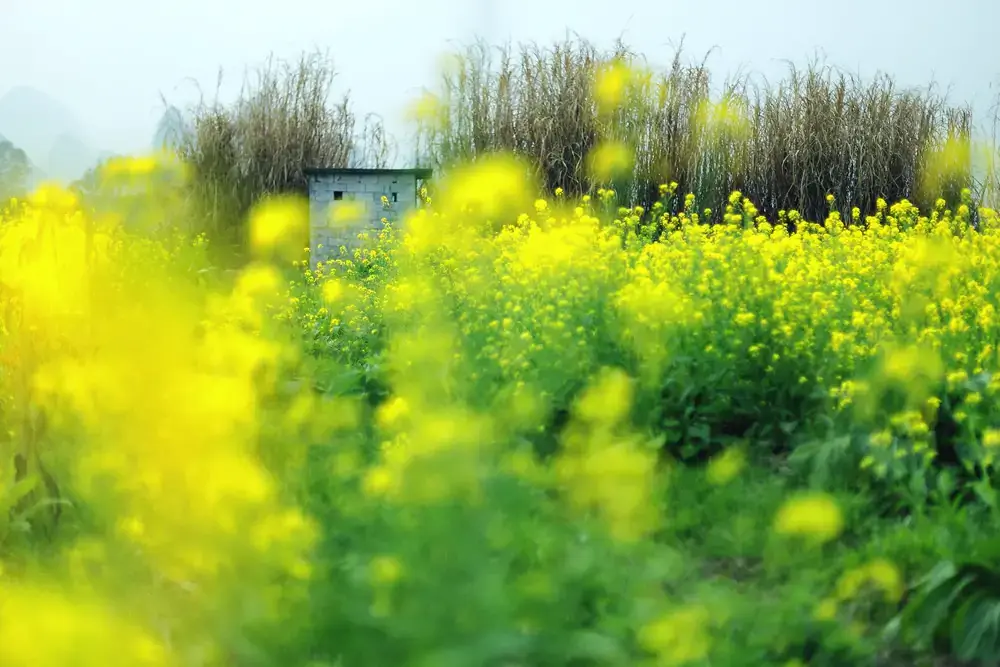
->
3, 0, 999, 161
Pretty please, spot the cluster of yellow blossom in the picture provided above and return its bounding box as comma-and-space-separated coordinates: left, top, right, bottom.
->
0, 161, 317, 665
332, 161, 1000, 492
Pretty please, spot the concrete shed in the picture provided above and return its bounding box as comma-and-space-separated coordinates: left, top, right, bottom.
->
305, 167, 431, 263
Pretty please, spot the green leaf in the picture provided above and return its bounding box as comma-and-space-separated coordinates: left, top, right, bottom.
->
687, 422, 711, 444
779, 420, 798, 435
912, 560, 958, 591
0, 475, 38, 514
564, 630, 627, 662
903, 562, 972, 642
972, 479, 998, 510
936, 469, 957, 501
908, 473, 928, 501
951, 595, 1000, 662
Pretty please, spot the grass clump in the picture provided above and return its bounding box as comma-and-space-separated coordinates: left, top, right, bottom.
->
416, 37, 975, 222
174, 50, 391, 263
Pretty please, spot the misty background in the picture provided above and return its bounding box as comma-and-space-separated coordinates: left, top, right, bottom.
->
3, 0, 999, 184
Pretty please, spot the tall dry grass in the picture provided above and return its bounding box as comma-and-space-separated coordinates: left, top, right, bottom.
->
416, 37, 975, 222
979, 84, 1000, 208
176, 50, 391, 260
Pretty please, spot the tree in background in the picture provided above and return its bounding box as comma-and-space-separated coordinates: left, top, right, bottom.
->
173, 50, 391, 264
0, 138, 30, 202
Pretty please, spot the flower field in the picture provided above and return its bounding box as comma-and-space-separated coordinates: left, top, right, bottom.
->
3, 149, 1000, 666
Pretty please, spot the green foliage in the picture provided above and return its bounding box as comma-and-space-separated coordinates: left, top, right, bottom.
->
0, 138, 30, 202
897, 559, 1000, 663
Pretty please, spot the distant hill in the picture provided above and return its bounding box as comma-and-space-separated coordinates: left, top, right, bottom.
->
0, 86, 87, 159
0, 86, 101, 183
46, 132, 99, 183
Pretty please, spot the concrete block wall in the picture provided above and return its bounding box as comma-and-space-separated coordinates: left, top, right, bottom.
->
308, 172, 420, 265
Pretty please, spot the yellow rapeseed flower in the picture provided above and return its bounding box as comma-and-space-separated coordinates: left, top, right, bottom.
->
369, 555, 404, 586
575, 367, 633, 426
376, 396, 411, 431
249, 195, 308, 255
773, 492, 844, 543
813, 597, 838, 621
0, 586, 172, 666
865, 559, 904, 603
587, 141, 633, 183
638, 605, 711, 665
593, 60, 633, 114
984, 429, 1000, 449
406, 90, 446, 126
329, 200, 368, 227
706, 447, 746, 485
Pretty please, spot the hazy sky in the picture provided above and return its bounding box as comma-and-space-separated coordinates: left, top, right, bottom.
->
4, 0, 999, 161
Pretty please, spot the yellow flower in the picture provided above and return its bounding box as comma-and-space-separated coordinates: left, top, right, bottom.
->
322, 279, 344, 304
575, 368, 633, 426
835, 566, 868, 599
369, 555, 403, 586
329, 200, 368, 227
638, 605, 711, 665
813, 597, 838, 621
706, 447, 746, 485
362, 466, 396, 497
587, 141, 633, 182
870, 429, 893, 447
0, 586, 172, 666
773, 492, 844, 543
865, 559, 904, 603
946, 370, 969, 390
405, 90, 446, 126
249, 195, 308, 255
834, 559, 904, 604
376, 396, 411, 431
593, 60, 633, 114
432, 153, 536, 222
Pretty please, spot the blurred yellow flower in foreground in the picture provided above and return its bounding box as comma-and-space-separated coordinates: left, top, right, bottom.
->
706, 447, 746, 486
587, 141, 633, 183
433, 153, 535, 222
0, 585, 173, 667
406, 90, 446, 127
329, 200, 368, 227
369, 555, 404, 586
249, 195, 308, 255
835, 558, 904, 603
575, 367, 633, 426
594, 60, 632, 114
773, 492, 844, 544
638, 605, 711, 665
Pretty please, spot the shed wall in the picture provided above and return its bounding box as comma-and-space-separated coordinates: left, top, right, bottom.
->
308, 172, 419, 264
